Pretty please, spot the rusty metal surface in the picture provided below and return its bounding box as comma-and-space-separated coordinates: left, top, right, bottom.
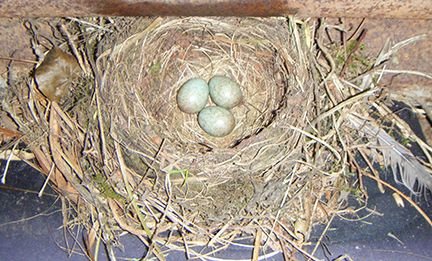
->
0, 19, 34, 74
0, 0, 432, 18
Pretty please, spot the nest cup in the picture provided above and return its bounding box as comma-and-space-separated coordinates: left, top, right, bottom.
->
101, 18, 307, 177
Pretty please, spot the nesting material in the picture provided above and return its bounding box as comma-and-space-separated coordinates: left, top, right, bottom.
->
3, 16, 431, 260
100, 18, 291, 150
97, 17, 319, 223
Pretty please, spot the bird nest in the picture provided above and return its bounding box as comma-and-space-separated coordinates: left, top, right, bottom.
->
96, 17, 319, 223
101, 18, 291, 150
2, 16, 431, 259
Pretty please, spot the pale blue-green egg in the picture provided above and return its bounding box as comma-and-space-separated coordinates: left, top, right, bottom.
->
198, 106, 235, 137
176, 78, 209, 114
208, 75, 243, 109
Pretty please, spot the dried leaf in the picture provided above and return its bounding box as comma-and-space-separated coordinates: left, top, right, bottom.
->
35, 47, 80, 103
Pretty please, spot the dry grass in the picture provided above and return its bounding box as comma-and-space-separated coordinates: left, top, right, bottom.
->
97, 17, 320, 223
0, 16, 431, 260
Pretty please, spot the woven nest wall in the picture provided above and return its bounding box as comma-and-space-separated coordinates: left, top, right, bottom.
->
100, 17, 302, 166
97, 17, 328, 224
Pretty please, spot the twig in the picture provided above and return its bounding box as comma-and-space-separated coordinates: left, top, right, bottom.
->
358, 148, 385, 193
58, 23, 88, 74
108, 199, 147, 236
66, 17, 114, 33
377, 69, 432, 80
346, 18, 366, 42
113, 139, 165, 261
0, 184, 57, 197
289, 126, 341, 161
340, 28, 367, 77
38, 163, 55, 197
252, 228, 262, 261
347, 149, 367, 197
315, 18, 336, 84
363, 171, 432, 226
95, 89, 108, 166
208, 220, 233, 247
310, 88, 377, 127
1, 141, 18, 184
310, 211, 336, 257
133, 138, 165, 192
276, 231, 322, 261
0, 57, 37, 64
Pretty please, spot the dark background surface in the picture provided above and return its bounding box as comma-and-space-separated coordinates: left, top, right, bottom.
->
0, 160, 431, 261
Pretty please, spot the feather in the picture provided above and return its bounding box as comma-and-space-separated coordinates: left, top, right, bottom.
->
348, 114, 432, 194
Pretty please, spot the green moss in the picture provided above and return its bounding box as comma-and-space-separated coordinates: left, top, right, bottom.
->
169, 169, 189, 187
92, 172, 125, 203
333, 40, 373, 77
149, 61, 161, 75
335, 52, 346, 68
346, 40, 358, 53
343, 171, 356, 177
400, 137, 412, 146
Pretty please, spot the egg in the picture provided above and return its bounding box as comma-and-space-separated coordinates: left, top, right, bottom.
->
198, 106, 235, 137
208, 75, 243, 109
176, 78, 209, 114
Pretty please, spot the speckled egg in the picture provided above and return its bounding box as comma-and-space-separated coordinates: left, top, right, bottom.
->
176, 78, 209, 114
208, 75, 243, 109
198, 106, 235, 137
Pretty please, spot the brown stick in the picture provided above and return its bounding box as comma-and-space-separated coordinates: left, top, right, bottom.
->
0, 0, 431, 19
363, 172, 432, 226
340, 29, 368, 77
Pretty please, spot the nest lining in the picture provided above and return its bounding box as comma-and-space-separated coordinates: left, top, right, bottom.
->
100, 17, 312, 178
